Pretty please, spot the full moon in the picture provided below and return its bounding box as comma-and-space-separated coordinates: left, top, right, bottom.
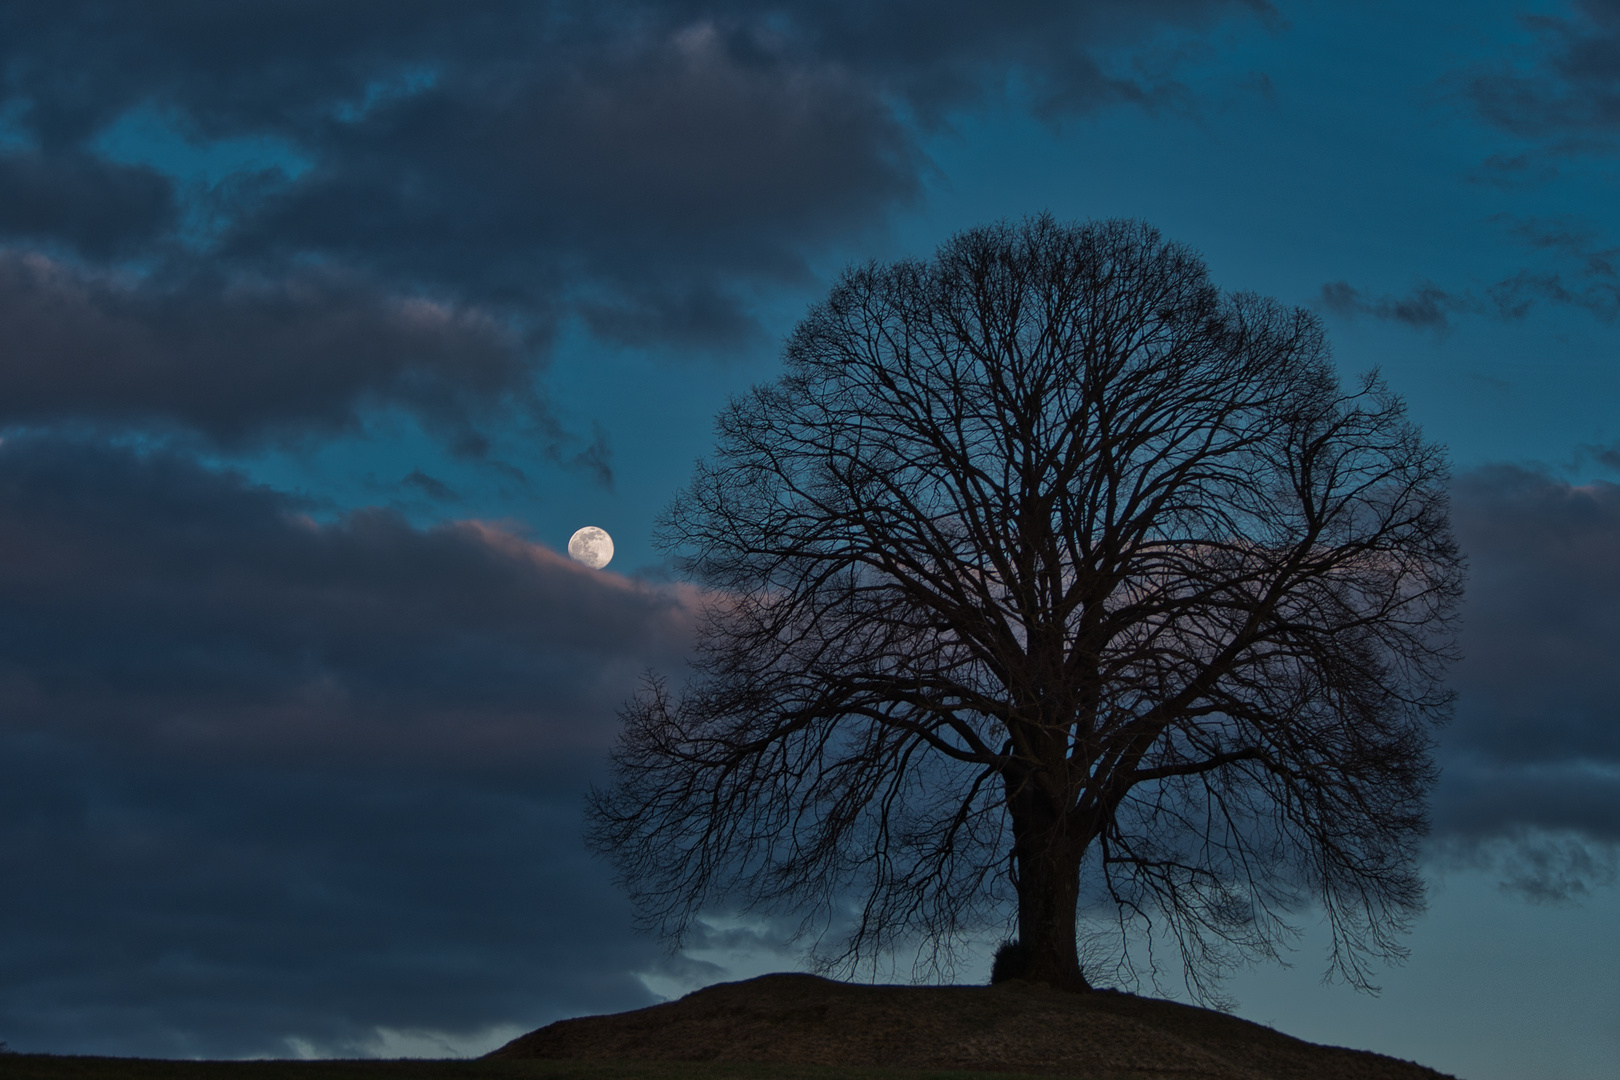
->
567, 526, 614, 569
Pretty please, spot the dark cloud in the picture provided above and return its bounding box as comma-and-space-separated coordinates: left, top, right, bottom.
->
1431, 465, 1620, 899
0, 2, 1270, 144
0, 436, 702, 1053
0, 0, 1268, 364
0, 252, 543, 449
709, 0, 1278, 121
1466, 0, 1620, 145
0, 151, 176, 257
0, 435, 695, 755
220, 23, 920, 327
1445, 466, 1620, 769
0, 1, 1273, 456
0, 749, 659, 1057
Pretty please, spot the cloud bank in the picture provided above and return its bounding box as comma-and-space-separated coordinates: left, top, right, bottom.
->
0, 0, 1267, 449
1436, 464, 1620, 900
0, 254, 534, 447
0, 435, 699, 1055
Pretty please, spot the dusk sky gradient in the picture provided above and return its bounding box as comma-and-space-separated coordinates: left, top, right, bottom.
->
1, 3, 1618, 1078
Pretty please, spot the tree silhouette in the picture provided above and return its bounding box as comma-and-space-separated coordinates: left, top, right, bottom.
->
589, 217, 1462, 996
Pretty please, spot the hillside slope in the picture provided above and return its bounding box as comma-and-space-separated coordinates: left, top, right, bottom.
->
490, 973, 1457, 1080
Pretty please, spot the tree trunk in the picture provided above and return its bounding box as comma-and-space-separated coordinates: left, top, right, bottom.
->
1010, 811, 1091, 991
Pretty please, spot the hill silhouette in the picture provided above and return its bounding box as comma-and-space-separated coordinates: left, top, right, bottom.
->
490, 973, 1456, 1080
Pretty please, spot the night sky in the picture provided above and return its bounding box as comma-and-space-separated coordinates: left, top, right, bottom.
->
0, 3, 1617, 1078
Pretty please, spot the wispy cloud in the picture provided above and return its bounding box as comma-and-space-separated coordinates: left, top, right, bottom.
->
1464, 0, 1620, 148
1319, 214, 1620, 331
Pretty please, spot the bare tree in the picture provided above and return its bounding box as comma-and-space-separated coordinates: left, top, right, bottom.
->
588, 217, 1462, 997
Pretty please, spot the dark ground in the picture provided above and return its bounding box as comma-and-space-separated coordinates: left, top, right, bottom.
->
0, 1058, 1051, 1080
492, 973, 1460, 1080
0, 973, 1461, 1080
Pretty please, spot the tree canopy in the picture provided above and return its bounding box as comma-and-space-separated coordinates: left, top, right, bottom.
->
588, 216, 1462, 998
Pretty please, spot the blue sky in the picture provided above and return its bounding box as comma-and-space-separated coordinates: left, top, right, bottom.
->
0, 3, 1617, 1077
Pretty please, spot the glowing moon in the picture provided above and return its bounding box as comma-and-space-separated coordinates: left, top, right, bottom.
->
567, 526, 614, 569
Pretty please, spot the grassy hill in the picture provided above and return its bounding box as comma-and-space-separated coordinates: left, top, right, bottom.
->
490, 973, 1456, 1079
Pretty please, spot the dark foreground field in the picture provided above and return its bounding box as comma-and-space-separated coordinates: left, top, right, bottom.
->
1, 973, 1460, 1080
0, 1059, 1043, 1080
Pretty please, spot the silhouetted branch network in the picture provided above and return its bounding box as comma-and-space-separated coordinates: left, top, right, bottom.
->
588, 216, 1462, 999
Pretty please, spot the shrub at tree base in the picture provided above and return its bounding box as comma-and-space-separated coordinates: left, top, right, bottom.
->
990, 939, 1030, 985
